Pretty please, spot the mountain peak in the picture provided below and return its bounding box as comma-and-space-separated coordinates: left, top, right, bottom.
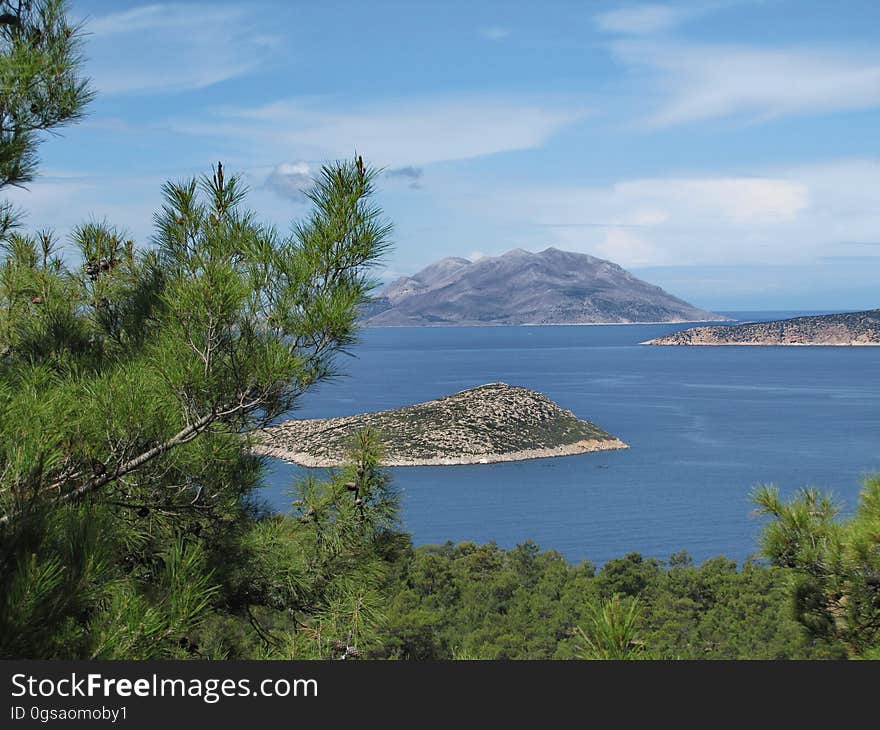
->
366, 247, 726, 326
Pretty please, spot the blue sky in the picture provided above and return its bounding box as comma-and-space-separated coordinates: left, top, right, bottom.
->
7, 0, 880, 310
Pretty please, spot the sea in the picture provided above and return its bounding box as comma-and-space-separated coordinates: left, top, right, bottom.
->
261, 312, 880, 566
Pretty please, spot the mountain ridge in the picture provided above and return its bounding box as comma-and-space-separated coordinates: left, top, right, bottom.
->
363, 247, 727, 326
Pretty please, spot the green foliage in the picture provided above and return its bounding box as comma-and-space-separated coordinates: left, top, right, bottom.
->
0, 3, 870, 662
1, 0, 94, 236
375, 541, 845, 660
206, 432, 405, 659
574, 594, 644, 660
755, 476, 880, 658
0, 149, 394, 658
1, 157, 388, 513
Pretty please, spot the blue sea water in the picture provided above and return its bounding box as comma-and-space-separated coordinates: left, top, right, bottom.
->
261, 312, 880, 566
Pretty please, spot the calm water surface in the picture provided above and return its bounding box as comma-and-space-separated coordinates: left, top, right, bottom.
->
261, 312, 880, 565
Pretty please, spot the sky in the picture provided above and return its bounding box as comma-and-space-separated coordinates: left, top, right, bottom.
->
6, 0, 880, 311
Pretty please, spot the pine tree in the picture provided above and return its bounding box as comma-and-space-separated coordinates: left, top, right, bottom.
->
1, 0, 93, 237
0, 157, 396, 657
574, 594, 646, 660
0, 0, 402, 660
754, 478, 880, 658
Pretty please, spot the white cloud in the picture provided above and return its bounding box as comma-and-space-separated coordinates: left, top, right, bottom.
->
264, 162, 313, 201
594, 228, 658, 266
87, 4, 242, 35
491, 161, 880, 268
84, 4, 278, 94
4, 178, 92, 222
595, 4, 689, 35
169, 95, 589, 167
613, 41, 880, 126
480, 27, 511, 41
611, 177, 809, 223
4, 173, 166, 245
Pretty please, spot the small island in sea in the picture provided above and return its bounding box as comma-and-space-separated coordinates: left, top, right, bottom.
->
253, 382, 628, 466
644, 309, 880, 346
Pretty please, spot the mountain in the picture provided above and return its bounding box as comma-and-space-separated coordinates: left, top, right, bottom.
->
362, 247, 726, 326
253, 383, 627, 466
644, 309, 880, 346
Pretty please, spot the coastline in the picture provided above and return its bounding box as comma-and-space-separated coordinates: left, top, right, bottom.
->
642, 340, 880, 346
251, 437, 629, 468
363, 318, 731, 329
642, 309, 880, 346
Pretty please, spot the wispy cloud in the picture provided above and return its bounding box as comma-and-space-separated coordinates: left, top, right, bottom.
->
4, 172, 168, 244
595, 4, 690, 35
613, 40, 880, 127
168, 95, 589, 167
480, 26, 511, 41
84, 3, 279, 94
481, 159, 880, 268
516, 174, 809, 266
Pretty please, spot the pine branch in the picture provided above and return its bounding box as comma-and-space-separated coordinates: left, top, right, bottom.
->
0, 395, 268, 527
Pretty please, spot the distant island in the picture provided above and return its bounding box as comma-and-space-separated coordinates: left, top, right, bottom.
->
644, 309, 880, 346
253, 382, 628, 466
361, 247, 728, 326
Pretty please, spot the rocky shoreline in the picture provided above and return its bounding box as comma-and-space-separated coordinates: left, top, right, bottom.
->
253, 383, 627, 467
251, 437, 628, 467
644, 309, 880, 346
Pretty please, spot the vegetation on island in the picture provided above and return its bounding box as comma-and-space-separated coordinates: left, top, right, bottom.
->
646, 309, 880, 346
1, 1, 878, 661
255, 382, 626, 466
